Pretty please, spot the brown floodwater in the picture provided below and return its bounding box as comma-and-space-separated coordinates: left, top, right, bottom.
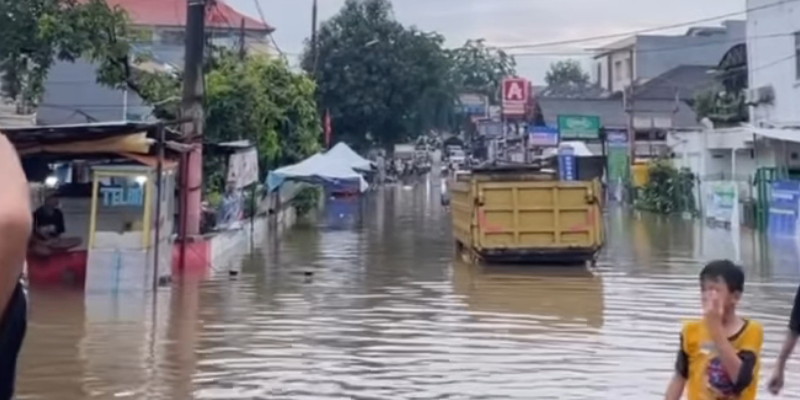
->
16, 180, 800, 399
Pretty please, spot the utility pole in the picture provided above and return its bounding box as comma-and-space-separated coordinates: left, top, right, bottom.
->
238, 18, 246, 60
180, 0, 207, 237
311, 0, 318, 75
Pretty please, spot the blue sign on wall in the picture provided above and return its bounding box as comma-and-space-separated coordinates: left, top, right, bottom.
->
528, 125, 559, 147
558, 146, 576, 181
100, 186, 144, 207
768, 180, 800, 237
606, 129, 629, 148
478, 121, 504, 137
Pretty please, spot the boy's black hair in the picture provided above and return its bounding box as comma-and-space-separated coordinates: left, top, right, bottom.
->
700, 260, 745, 293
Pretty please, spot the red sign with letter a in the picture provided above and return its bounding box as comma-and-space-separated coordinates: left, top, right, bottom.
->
502, 77, 529, 117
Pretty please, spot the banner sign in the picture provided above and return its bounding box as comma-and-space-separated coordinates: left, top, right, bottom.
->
768, 180, 800, 237
458, 93, 488, 116
227, 147, 260, 189
528, 125, 559, 147
558, 115, 601, 140
478, 121, 504, 137
607, 129, 629, 148
606, 130, 629, 203
558, 146, 576, 181
502, 77, 530, 117
705, 181, 739, 229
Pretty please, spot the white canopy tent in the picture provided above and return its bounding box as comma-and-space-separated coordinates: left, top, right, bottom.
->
326, 142, 374, 171
542, 141, 595, 158
266, 152, 369, 193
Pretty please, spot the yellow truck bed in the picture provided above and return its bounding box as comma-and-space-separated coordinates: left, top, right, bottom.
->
451, 168, 604, 264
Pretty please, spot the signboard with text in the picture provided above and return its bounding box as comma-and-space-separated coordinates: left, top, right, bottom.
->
768, 181, 800, 237
558, 115, 601, 140
528, 125, 559, 147
457, 93, 488, 116
705, 181, 739, 230
501, 77, 529, 117
558, 146, 576, 181
478, 121, 504, 137
606, 130, 630, 203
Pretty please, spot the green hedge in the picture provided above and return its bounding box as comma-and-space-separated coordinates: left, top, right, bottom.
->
635, 161, 697, 215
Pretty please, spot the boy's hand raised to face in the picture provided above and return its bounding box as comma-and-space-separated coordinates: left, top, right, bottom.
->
704, 289, 725, 335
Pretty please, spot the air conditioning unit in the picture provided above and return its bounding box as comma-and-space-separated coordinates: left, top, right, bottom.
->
745, 86, 775, 105
757, 85, 775, 104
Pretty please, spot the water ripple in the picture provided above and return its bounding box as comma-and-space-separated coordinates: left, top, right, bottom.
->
17, 186, 800, 399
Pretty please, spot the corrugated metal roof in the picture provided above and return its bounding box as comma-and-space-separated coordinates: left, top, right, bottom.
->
0, 102, 34, 129
105, 0, 273, 32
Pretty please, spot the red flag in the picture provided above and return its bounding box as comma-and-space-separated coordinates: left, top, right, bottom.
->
324, 110, 332, 149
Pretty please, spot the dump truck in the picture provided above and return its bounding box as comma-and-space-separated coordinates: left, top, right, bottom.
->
450, 165, 604, 265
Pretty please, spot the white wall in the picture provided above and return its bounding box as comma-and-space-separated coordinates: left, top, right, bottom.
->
748, 0, 800, 127
593, 48, 634, 92
610, 50, 634, 93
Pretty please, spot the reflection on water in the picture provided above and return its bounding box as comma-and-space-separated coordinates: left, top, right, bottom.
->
16, 182, 800, 399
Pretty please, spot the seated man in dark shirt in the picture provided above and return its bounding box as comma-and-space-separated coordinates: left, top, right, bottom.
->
29, 195, 81, 256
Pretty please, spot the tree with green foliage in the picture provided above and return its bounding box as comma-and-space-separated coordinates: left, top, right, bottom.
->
448, 39, 516, 105
303, 0, 455, 150
197, 51, 321, 193
544, 60, 592, 97
126, 50, 322, 194
636, 161, 697, 215
0, 0, 131, 109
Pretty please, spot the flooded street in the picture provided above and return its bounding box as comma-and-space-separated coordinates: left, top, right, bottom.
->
16, 181, 800, 399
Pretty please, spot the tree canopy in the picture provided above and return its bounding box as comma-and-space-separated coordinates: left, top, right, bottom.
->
543, 60, 593, 97
303, 0, 452, 149
448, 39, 516, 104
140, 49, 322, 193
0, 0, 130, 108
304, 0, 516, 150
0, 0, 320, 194
206, 51, 321, 175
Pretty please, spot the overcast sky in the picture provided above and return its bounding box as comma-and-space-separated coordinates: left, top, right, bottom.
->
228, 0, 746, 84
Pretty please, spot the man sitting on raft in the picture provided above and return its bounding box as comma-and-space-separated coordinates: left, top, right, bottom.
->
29, 195, 82, 256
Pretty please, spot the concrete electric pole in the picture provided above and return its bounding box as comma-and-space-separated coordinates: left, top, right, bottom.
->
181, 0, 207, 236
311, 0, 319, 75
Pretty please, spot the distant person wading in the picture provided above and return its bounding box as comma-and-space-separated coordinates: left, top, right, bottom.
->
0, 133, 34, 400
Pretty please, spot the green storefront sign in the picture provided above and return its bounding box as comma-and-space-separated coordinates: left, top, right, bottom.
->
558, 115, 601, 140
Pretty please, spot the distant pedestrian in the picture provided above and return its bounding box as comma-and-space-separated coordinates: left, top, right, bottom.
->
767, 284, 800, 394
0, 133, 33, 400
440, 178, 449, 207
664, 260, 763, 400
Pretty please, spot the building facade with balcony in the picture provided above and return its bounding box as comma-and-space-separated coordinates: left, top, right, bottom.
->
748, 0, 800, 133
594, 20, 745, 94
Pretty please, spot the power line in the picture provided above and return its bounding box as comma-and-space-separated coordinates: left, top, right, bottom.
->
251, 0, 286, 59
510, 32, 796, 58
497, 0, 800, 50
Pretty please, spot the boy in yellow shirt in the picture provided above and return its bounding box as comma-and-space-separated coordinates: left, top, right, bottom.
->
665, 260, 763, 400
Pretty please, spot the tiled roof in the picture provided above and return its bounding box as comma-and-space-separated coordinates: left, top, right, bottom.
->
635, 65, 716, 101
105, 0, 273, 32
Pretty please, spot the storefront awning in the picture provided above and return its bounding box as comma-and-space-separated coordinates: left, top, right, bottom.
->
752, 126, 800, 144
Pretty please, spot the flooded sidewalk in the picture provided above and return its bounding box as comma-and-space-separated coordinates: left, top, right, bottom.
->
16, 183, 800, 399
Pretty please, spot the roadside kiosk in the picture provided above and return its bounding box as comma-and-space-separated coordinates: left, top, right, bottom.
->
85, 163, 176, 293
